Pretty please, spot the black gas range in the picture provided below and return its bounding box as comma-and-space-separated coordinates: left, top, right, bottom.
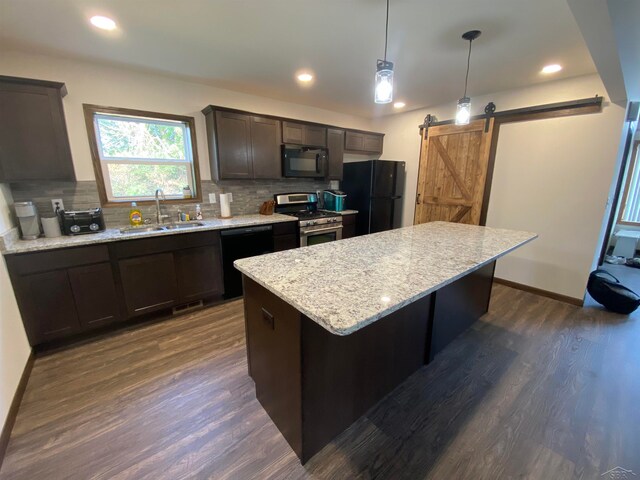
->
274, 193, 343, 246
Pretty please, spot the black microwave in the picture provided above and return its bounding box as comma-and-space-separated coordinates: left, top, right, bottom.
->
282, 145, 327, 178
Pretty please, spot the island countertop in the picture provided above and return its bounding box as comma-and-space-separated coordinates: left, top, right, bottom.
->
235, 221, 537, 336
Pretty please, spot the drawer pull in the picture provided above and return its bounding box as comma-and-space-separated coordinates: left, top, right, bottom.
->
262, 308, 275, 330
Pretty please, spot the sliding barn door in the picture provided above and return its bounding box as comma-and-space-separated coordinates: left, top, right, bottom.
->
414, 118, 494, 225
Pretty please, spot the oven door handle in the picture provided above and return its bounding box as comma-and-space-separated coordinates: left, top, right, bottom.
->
300, 225, 343, 236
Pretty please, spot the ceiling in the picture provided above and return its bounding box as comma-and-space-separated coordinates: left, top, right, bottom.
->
0, 0, 597, 118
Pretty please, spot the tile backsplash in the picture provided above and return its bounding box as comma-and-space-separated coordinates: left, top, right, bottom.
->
10, 179, 331, 228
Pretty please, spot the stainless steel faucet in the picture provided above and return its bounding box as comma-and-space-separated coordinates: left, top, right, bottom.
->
155, 189, 170, 224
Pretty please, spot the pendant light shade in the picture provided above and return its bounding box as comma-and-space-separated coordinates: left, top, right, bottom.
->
455, 30, 481, 125
375, 60, 394, 104
374, 0, 394, 104
455, 97, 471, 125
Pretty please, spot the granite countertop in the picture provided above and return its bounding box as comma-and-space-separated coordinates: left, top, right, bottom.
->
1, 214, 296, 255
235, 221, 537, 336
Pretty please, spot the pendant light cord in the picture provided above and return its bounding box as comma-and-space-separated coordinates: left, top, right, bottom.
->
463, 38, 472, 98
384, 0, 389, 61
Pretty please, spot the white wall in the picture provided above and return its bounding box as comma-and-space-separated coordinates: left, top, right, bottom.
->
375, 74, 626, 299
0, 50, 374, 182
0, 186, 31, 433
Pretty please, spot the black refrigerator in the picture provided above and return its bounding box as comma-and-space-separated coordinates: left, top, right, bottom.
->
342, 160, 405, 236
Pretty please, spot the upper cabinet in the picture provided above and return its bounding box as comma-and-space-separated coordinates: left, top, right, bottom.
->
282, 121, 327, 147
327, 128, 345, 180
204, 107, 282, 180
202, 105, 383, 181
0, 76, 75, 182
344, 131, 384, 155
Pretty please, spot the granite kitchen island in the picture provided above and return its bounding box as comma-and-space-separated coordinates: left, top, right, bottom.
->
235, 221, 537, 463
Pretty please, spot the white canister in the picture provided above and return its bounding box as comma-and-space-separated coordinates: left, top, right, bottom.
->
41, 217, 62, 238
220, 193, 233, 218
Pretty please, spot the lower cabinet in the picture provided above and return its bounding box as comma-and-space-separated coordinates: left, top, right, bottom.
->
6, 231, 226, 347
14, 269, 82, 344
118, 252, 180, 317
272, 221, 298, 251
175, 245, 224, 302
68, 263, 120, 328
341, 213, 357, 239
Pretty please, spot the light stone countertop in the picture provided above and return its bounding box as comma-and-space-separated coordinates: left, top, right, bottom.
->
235, 221, 537, 336
1, 214, 296, 255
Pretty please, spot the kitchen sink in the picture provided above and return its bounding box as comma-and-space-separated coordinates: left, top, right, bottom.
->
119, 225, 166, 234
119, 222, 205, 234
163, 222, 205, 230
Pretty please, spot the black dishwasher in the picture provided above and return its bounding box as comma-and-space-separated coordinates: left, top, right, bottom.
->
221, 225, 274, 299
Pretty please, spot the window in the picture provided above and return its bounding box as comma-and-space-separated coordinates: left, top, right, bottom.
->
84, 105, 201, 204
619, 141, 640, 225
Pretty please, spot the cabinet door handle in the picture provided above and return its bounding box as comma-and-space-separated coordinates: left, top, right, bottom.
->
416, 193, 421, 205
261, 308, 274, 330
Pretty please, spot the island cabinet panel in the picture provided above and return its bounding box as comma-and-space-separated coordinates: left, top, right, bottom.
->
300, 294, 432, 462
326, 128, 345, 180
0, 76, 75, 182
243, 277, 303, 457
118, 253, 179, 317
174, 245, 224, 302
241, 275, 432, 464
68, 263, 120, 328
429, 261, 496, 361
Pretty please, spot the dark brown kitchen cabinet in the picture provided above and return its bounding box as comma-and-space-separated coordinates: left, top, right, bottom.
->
118, 253, 179, 317
213, 111, 253, 179
0, 76, 75, 182
327, 128, 345, 180
14, 270, 81, 344
344, 131, 384, 154
272, 221, 298, 251
205, 108, 282, 180
68, 263, 120, 328
282, 122, 327, 147
250, 116, 281, 179
341, 213, 357, 239
175, 245, 224, 302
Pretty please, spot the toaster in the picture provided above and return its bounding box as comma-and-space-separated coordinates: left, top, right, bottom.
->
59, 208, 106, 235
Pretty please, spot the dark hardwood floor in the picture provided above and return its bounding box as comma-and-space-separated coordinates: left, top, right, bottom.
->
1, 283, 638, 479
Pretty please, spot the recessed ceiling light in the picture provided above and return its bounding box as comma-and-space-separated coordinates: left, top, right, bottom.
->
541, 64, 562, 74
393, 102, 406, 109
90, 15, 117, 31
297, 73, 313, 82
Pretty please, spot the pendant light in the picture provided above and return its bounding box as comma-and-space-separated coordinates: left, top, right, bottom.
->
455, 30, 481, 125
374, 0, 393, 104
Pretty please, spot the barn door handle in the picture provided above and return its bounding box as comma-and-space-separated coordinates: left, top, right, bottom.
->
416, 193, 421, 205
261, 308, 275, 330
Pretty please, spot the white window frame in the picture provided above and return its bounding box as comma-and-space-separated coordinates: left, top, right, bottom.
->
91, 112, 197, 202
619, 141, 640, 226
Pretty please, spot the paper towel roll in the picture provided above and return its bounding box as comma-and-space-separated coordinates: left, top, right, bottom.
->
220, 193, 232, 218
42, 216, 62, 238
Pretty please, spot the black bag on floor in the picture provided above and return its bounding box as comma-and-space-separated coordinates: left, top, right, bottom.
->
587, 269, 640, 314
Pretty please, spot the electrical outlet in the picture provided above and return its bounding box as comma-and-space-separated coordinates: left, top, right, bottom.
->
208, 193, 217, 204
51, 198, 64, 212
